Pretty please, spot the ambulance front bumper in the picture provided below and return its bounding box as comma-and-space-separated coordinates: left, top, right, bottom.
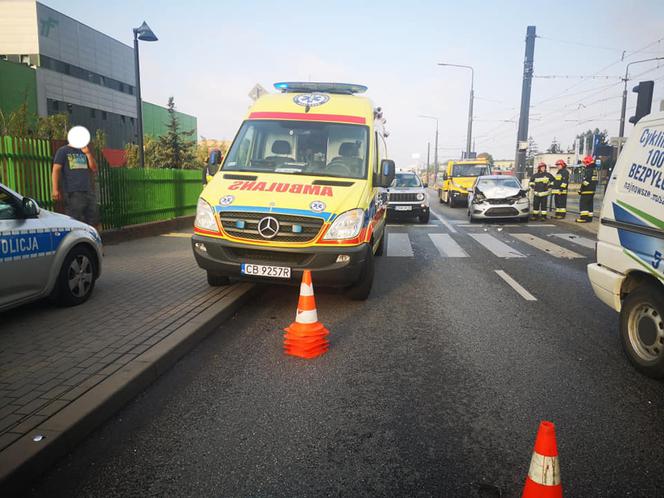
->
191, 235, 370, 287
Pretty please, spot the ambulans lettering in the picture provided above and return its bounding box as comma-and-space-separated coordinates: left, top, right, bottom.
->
225, 181, 334, 196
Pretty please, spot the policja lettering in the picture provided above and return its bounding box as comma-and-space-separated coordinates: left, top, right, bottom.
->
0, 235, 39, 256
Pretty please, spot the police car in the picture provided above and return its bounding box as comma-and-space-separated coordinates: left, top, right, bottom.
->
0, 182, 102, 311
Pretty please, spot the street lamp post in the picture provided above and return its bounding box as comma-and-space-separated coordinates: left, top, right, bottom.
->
133, 21, 158, 168
419, 115, 439, 182
618, 56, 664, 154
438, 63, 474, 157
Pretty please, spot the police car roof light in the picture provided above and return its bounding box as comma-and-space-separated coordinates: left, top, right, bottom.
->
273, 82, 368, 95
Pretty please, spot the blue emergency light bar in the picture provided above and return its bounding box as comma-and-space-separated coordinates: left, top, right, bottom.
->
274, 82, 368, 95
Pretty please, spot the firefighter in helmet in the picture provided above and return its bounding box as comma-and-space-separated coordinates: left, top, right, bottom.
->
552, 159, 570, 219
529, 162, 555, 221
576, 155, 598, 223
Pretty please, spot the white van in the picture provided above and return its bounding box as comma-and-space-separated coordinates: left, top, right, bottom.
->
588, 111, 664, 378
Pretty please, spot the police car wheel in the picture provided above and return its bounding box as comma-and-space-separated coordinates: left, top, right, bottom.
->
346, 246, 374, 301
54, 246, 96, 306
207, 272, 230, 287
620, 286, 664, 378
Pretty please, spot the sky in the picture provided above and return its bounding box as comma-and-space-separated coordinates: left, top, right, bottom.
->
45, 0, 664, 168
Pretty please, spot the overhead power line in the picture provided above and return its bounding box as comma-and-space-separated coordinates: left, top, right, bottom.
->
533, 74, 621, 80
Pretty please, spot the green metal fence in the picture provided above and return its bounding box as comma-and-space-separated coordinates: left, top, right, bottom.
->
0, 136, 55, 211
0, 135, 202, 230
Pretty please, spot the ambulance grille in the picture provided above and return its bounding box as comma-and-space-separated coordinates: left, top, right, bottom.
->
388, 193, 419, 202
218, 211, 324, 243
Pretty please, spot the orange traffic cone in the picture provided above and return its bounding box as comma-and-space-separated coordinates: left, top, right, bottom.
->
283, 270, 329, 359
522, 421, 562, 498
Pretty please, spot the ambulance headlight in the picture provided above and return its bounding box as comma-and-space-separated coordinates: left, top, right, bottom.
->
324, 209, 364, 240
194, 198, 218, 232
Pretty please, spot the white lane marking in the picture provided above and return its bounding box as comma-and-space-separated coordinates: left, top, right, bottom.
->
430, 211, 458, 233
552, 233, 596, 250
387, 224, 438, 228
457, 224, 555, 228
428, 234, 469, 257
386, 233, 414, 257
495, 270, 537, 301
469, 233, 525, 258
512, 233, 584, 259
161, 232, 192, 238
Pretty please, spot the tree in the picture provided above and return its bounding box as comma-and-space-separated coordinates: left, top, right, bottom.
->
477, 152, 494, 163
36, 114, 68, 140
546, 138, 562, 154
0, 101, 33, 137
125, 135, 162, 168
156, 97, 197, 169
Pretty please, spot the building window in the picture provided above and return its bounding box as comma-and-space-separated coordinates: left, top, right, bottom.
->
90, 108, 96, 118
67, 103, 73, 114
120, 115, 125, 123
52, 100, 59, 111
102, 111, 107, 120
0, 55, 7, 61
20, 54, 30, 64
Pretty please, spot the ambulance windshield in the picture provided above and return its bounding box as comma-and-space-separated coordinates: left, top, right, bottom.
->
223, 120, 369, 180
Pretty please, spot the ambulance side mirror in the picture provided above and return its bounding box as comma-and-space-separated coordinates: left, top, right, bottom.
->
22, 197, 40, 218
376, 159, 395, 188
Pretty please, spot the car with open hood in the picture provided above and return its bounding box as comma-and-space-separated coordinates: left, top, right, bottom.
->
191, 82, 395, 300
467, 175, 530, 222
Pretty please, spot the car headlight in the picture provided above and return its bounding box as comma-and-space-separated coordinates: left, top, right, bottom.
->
194, 198, 219, 232
472, 193, 486, 203
324, 208, 364, 240
516, 197, 529, 204
416, 192, 425, 201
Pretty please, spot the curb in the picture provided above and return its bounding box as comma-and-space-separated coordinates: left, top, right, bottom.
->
0, 282, 255, 493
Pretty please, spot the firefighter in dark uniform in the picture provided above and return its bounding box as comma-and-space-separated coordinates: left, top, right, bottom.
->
529, 162, 555, 221
552, 159, 570, 219
576, 155, 598, 223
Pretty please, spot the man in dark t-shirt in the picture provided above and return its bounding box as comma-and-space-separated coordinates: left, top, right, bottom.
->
52, 143, 99, 229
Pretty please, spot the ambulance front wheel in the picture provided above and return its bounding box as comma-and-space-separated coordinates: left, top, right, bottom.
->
207, 271, 230, 287
620, 285, 664, 378
346, 247, 374, 301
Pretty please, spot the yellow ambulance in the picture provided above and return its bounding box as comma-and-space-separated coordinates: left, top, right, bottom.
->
192, 82, 395, 300
438, 159, 491, 207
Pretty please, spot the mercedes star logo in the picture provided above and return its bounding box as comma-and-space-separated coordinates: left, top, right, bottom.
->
257, 216, 280, 239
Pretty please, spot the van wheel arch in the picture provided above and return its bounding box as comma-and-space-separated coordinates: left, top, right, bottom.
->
621, 271, 662, 301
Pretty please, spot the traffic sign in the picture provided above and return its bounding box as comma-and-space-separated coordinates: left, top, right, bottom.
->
248, 83, 268, 101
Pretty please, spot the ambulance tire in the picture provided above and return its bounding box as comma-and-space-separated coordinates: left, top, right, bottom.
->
52, 245, 97, 307
620, 285, 664, 378
347, 247, 374, 301
207, 271, 230, 287
375, 232, 386, 257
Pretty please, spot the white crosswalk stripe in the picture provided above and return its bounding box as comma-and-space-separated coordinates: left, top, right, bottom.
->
469, 233, 526, 258
386, 233, 414, 257
552, 233, 596, 250
428, 234, 469, 257
511, 234, 584, 259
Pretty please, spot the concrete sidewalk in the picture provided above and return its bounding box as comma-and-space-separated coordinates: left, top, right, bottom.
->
0, 231, 254, 489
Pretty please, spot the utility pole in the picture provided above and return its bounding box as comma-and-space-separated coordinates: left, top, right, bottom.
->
426, 141, 431, 184
515, 25, 536, 181
434, 121, 439, 182
618, 57, 664, 154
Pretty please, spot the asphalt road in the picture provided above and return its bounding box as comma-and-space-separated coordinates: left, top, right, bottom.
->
23, 193, 664, 497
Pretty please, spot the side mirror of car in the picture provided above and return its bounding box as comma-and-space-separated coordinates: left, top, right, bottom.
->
376, 159, 396, 188
22, 197, 40, 218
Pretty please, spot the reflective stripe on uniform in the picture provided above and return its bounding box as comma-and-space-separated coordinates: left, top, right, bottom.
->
555, 208, 566, 213
579, 191, 595, 195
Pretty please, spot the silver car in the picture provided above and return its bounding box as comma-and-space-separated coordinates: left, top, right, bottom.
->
0, 183, 103, 312
387, 172, 430, 223
467, 175, 530, 222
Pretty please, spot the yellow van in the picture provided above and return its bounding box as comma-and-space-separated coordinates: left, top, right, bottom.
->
438, 159, 491, 207
191, 82, 395, 300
